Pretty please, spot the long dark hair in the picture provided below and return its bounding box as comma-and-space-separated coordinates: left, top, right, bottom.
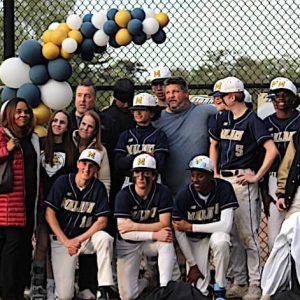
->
1, 97, 35, 138
44, 110, 75, 167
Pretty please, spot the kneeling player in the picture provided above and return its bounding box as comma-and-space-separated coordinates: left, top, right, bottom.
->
114, 153, 177, 300
172, 155, 238, 299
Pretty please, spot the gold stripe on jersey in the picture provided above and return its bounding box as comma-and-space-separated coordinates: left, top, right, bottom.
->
220, 129, 244, 141
61, 197, 95, 213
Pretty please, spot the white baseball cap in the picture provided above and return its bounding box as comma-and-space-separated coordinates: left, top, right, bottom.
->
187, 155, 214, 173
244, 90, 252, 103
209, 78, 224, 96
79, 149, 101, 167
213, 76, 244, 96
269, 77, 297, 96
132, 153, 157, 171
130, 93, 157, 110
150, 66, 171, 84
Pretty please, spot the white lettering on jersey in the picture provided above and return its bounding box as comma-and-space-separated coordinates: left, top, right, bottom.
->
126, 144, 155, 155
131, 207, 158, 221
272, 131, 295, 143
61, 198, 95, 213
187, 203, 220, 221
220, 129, 244, 141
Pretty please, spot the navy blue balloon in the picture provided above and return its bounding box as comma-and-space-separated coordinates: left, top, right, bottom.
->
80, 22, 97, 38
107, 8, 118, 20
29, 64, 49, 85
48, 58, 72, 82
94, 45, 107, 54
1, 86, 17, 102
19, 39, 45, 66
131, 8, 145, 21
17, 83, 41, 108
103, 20, 119, 37
152, 29, 167, 44
109, 37, 120, 48
83, 13, 93, 22
133, 33, 147, 45
81, 39, 95, 61
127, 19, 143, 35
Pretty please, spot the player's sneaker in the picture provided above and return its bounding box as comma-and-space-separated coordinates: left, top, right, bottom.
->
77, 288, 96, 300
242, 285, 261, 300
213, 283, 226, 300
96, 287, 109, 300
226, 284, 248, 298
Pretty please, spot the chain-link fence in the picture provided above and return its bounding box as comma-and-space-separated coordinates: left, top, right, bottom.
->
2, 0, 300, 262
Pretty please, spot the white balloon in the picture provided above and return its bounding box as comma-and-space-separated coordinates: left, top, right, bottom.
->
91, 10, 107, 29
48, 22, 60, 30
143, 8, 156, 18
142, 18, 159, 35
0, 57, 31, 88
66, 14, 83, 30
93, 30, 110, 47
62, 37, 78, 53
40, 80, 73, 110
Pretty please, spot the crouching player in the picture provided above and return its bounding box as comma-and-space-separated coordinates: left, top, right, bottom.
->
114, 153, 177, 300
45, 149, 114, 300
172, 155, 238, 299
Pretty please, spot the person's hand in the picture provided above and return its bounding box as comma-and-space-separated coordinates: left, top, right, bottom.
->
153, 227, 173, 243
172, 220, 192, 232
118, 219, 137, 234
276, 197, 286, 212
64, 238, 81, 250
6, 138, 19, 152
236, 173, 258, 185
261, 190, 275, 217
187, 265, 204, 284
68, 246, 79, 256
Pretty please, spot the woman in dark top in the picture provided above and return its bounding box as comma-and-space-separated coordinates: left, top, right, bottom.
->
0, 98, 40, 300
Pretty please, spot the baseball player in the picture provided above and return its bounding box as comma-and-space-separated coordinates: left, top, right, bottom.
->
209, 77, 278, 300
172, 155, 238, 299
45, 149, 114, 300
114, 153, 177, 300
261, 77, 300, 251
114, 93, 169, 187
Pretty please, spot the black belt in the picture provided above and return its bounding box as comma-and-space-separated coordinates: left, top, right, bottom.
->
50, 235, 58, 241
220, 170, 239, 177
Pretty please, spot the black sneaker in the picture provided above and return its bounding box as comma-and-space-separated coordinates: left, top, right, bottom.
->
97, 287, 109, 300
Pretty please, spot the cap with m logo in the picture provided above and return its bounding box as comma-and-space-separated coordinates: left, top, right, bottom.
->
79, 148, 101, 167
132, 153, 157, 171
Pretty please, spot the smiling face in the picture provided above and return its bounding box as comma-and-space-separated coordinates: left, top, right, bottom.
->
132, 109, 153, 126
165, 84, 190, 113
14, 101, 30, 128
77, 160, 98, 181
191, 169, 213, 194
78, 115, 96, 140
272, 89, 296, 112
51, 112, 68, 136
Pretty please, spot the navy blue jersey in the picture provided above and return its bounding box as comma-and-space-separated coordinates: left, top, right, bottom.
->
173, 178, 238, 239
114, 125, 169, 175
209, 109, 272, 170
114, 183, 173, 223
45, 174, 110, 238
263, 110, 300, 172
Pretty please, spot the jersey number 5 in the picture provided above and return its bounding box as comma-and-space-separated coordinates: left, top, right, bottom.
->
235, 144, 244, 157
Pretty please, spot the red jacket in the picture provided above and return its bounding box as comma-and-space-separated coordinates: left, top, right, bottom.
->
0, 127, 40, 226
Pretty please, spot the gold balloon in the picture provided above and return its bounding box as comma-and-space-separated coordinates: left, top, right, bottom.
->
51, 29, 68, 46
58, 22, 71, 33
61, 48, 74, 59
33, 103, 52, 125
42, 42, 60, 60
42, 30, 53, 43
115, 28, 132, 46
68, 30, 83, 44
34, 125, 48, 137
115, 10, 131, 28
155, 12, 169, 27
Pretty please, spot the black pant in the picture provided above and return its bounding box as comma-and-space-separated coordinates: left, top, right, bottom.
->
0, 226, 33, 300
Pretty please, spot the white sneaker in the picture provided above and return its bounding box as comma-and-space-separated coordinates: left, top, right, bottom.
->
77, 289, 96, 300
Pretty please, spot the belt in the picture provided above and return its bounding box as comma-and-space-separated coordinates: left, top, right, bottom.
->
50, 235, 58, 241
220, 170, 239, 177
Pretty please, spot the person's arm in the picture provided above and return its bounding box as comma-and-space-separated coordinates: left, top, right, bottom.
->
237, 139, 278, 184
98, 147, 111, 195
173, 208, 234, 234
209, 138, 220, 176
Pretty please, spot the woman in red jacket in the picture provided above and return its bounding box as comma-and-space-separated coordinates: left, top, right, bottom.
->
0, 98, 40, 300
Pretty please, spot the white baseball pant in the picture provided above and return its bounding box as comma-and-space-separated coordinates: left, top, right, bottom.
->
221, 170, 261, 286
267, 173, 286, 251
50, 231, 114, 300
116, 239, 177, 300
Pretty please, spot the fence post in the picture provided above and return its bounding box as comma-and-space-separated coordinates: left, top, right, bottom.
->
3, 0, 15, 59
